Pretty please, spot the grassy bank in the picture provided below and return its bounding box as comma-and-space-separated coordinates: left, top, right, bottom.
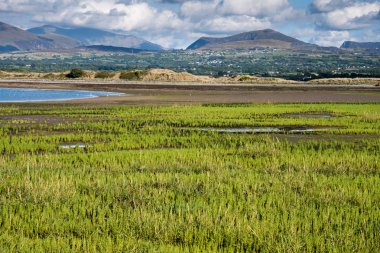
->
1, 69, 380, 85
0, 103, 379, 252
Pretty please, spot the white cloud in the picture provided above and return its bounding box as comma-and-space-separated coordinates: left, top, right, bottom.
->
179, 0, 299, 36
361, 28, 380, 42
313, 30, 351, 47
294, 28, 351, 47
311, 0, 352, 13
318, 2, 380, 30
29, 1, 183, 31
180, 0, 219, 19
0, 0, 191, 48
196, 15, 271, 34
0, 0, 378, 48
180, 0, 298, 21
311, 0, 380, 30
218, 0, 290, 18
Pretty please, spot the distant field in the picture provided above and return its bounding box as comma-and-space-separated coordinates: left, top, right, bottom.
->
0, 103, 379, 252
0, 48, 379, 80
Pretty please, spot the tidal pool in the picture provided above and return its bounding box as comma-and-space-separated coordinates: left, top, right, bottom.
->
284, 113, 334, 118
59, 144, 88, 149
0, 88, 124, 102
198, 127, 281, 133
198, 126, 340, 134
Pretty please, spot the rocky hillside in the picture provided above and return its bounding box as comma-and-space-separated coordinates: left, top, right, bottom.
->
187, 29, 319, 50
0, 22, 79, 52
28, 25, 164, 51
341, 41, 380, 50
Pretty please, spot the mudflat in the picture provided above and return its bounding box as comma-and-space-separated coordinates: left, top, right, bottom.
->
0, 79, 379, 104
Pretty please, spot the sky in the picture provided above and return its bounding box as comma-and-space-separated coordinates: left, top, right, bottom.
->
0, 0, 379, 49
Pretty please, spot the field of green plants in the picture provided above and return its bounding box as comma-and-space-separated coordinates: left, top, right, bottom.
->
0, 103, 379, 252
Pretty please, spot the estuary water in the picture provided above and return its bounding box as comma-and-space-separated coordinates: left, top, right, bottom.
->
0, 88, 124, 102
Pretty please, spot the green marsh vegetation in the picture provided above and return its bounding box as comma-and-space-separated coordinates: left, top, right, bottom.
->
0, 103, 379, 252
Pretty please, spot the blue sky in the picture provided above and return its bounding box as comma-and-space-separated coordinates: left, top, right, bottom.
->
290, 0, 310, 8
0, 0, 379, 48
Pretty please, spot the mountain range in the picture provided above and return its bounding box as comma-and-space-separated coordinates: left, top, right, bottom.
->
187, 29, 321, 50
0, 21, 379, 53
0, 22, 80, 52
186, 29, 358, 53
28, 25, 163, 51
340, 41, 380, 50
0, 21, 163, 52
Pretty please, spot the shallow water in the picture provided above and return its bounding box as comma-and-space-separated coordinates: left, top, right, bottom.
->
284, 113, 333, 118
199, 127, 281, 133
59, 144, 88, 149
198, 126, 339, 134
289, 129, 318, 133
0, 88, 124, 102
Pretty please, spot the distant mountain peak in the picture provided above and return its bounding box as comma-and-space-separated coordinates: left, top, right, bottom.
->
187, 29, 317, 50
28, 25, 164, 51
341, 41, 380, 50
0, 21, 80, 52
0, 21, 21, 31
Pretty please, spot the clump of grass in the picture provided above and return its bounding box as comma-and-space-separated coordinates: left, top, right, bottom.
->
95, 71, 115, 79
66, 68, 85, 79
119, 70, 148, 80
238, 75, 253, 81
43, 73, 56, 79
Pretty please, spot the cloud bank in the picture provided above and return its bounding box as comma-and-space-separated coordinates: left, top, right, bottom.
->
0, 0, 379, 48
306, 0, 380, 46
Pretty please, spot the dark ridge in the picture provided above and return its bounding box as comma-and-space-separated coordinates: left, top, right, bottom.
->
187, 29, 319, 50
341, 41, 380, 50
28, 25, 164, 51
0, 21, 80, 51
81, 45, 147, 53
0, 45, 19, 52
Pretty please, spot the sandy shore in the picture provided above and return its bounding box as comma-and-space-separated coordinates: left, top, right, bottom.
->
0, 79, 379, 105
